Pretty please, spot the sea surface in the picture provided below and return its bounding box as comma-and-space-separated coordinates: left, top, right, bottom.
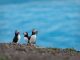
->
0, 0, 80, 50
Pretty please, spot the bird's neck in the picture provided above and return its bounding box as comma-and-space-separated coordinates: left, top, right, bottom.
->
32, 32, 36, 35
24, 35, 28, 37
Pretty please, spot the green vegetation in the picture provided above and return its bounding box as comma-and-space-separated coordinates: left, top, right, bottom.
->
0, 56, 8, 60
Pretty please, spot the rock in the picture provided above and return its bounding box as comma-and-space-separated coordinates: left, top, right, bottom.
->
0, 43, 80, 60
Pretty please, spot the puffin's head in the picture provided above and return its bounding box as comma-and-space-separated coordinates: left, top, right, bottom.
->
17, 32, 20, 34
32, 29, 38, 35
23, 32, 28, 36
15, 30, 20, 35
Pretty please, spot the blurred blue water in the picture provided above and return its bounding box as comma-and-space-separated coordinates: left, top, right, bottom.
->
0, 0, 80, 50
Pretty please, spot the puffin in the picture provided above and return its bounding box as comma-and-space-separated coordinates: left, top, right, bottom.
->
12, 30, 21, 43
30, 29, 38, 46
23, 32, 30, 45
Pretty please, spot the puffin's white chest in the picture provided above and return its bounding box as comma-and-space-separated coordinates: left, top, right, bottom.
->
30, 35, 36, 42
24, 37, 28, 40
18, 34, 21, 40
16, 34, 21, 43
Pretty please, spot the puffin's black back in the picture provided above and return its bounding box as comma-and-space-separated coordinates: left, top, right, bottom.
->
13, 32, 18, 43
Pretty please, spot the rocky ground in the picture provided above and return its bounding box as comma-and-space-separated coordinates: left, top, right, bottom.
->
0, 43, 80, 60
